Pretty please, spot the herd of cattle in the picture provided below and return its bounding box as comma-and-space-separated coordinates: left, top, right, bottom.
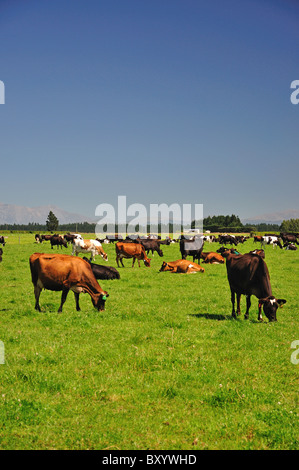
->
1, 231, 295, 321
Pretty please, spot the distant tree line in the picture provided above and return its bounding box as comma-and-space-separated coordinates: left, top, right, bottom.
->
199, 214, 281, 233
1, 212, 298, 234
0, 221, 97, 233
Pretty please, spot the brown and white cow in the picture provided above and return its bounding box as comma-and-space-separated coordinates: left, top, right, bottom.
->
72, 238, 108, 261
115, 242, 151, 267
159, 259, 205, 273
29, 253, 109, 312
222, 249, 286, 321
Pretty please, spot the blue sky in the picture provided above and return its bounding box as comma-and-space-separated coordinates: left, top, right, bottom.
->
0, 0, 299, 221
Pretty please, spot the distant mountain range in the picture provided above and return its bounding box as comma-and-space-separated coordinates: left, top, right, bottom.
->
0, 203, 96, 225
0, 202, 298, 226
241, 209, 299, 225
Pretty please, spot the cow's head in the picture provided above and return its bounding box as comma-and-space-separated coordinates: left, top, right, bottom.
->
97, 246, 108, 261
93, 292, 109, 311
258, 296, 286, 322
159, 261, 173, 272
143, 258, 151, 267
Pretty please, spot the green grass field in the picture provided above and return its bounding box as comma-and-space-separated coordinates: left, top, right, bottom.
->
0, 233, 298, 450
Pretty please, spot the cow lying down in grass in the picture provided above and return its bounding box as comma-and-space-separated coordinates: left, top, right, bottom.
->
159, 259, 205, 273
83, 257, 120, 280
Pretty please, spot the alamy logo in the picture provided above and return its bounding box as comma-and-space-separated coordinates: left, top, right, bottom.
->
95, 196, 203, 239
290, 80, 299, 105
0, 81, 5, 104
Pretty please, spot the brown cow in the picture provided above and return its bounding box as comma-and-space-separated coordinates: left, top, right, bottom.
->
29, 253, 109, 312
41, 234, 52, 242
222, 250, 286, 321
50, 235, 68, 249
200, 252, 224, 264
115, 242, 151, 267
159, 259, 205, 273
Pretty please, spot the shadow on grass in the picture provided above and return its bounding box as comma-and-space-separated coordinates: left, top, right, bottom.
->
190, 312, 262, 323
190, 312, 233, 321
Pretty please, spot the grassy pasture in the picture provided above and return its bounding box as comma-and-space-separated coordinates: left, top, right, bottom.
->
0, 233, 298, 450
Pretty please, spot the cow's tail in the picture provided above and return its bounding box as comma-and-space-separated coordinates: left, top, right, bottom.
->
29, 255, 39, 286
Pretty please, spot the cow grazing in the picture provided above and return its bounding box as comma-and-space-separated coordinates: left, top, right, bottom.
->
140, 239, 164, 257
72, 238, 108, 261
115, 242, 151, 267
235, 235, 249, 244
50, 235, 68, 249
41, 234, 52, 242
200, 252, 224, 264
159, 259, 205, 273
222, 250, 286, 321
179, 236, 204, 263
82, 257, 120, 280
64, 233, 81, 244
218, 234, 238, 246
280, 233, 299, 245
262, 235, 283, 249
29, 253, 109, 312
35, 234, 41, 243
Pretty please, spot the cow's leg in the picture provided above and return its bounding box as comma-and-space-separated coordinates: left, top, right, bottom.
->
117, 254, 125, 267
58, 288, 69, 313
258, 302, 263, 322
245, 295, 251, 319
34, 285, 42, 311
74, 292, 80, 311
236, 293, 241, 316
132, 257, 136, 268
231, 290, 236, 318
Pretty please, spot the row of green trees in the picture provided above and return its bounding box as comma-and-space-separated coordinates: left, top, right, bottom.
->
201, 215, 280, 233
0, 211, 298, 234
280, 219, 299, 233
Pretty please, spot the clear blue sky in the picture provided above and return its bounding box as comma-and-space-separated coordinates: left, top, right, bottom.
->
0, 0, 298, 221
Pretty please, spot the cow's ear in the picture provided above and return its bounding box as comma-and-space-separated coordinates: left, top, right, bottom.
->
277, 299, 286, 307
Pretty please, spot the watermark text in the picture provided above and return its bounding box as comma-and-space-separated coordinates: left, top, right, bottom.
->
95, 196, 203, 239
290, 80, 299, 105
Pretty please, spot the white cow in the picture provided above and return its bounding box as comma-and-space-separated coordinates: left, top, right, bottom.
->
73, 233, 83, 240
262, 236, 282, 249
72, 238, 108, 261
